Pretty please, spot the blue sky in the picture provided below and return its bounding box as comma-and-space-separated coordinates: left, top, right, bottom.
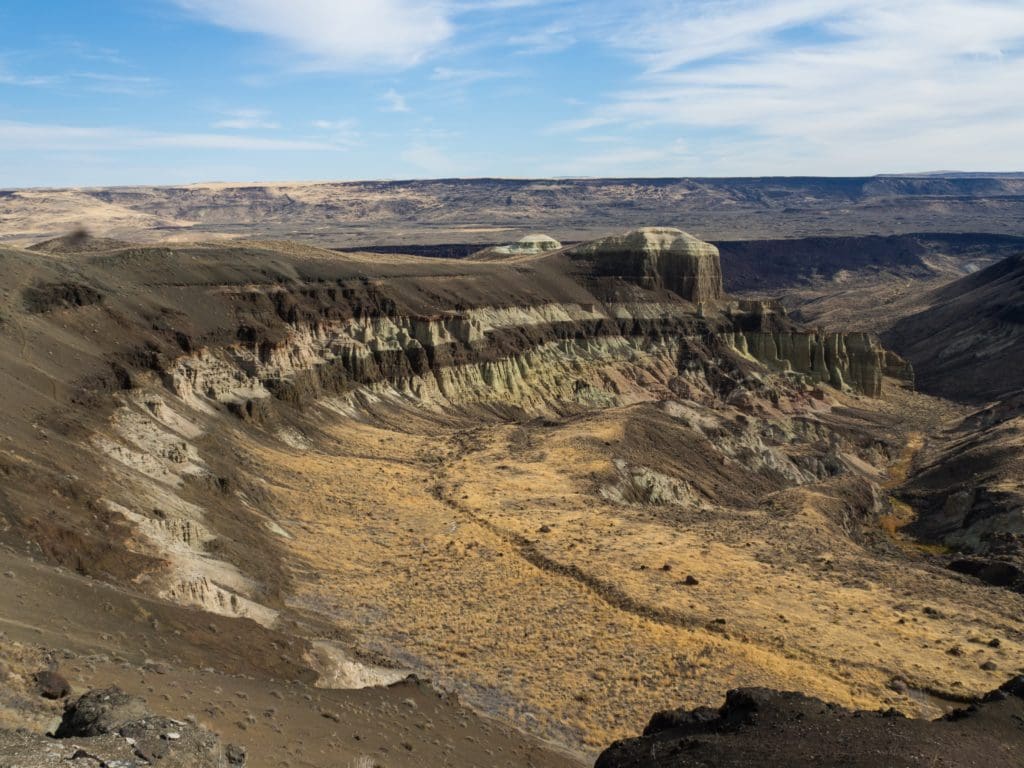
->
2, 0, 1023, 186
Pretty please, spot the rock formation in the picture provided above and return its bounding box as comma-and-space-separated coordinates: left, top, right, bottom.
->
724, 299, 892, 397
596, 677, 1024, 768
489, 233, 562, 255
568, 227, 724, 303
0, 686, 245, 768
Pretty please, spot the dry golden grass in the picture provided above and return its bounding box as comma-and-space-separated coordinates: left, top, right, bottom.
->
240, 392, 1024, 754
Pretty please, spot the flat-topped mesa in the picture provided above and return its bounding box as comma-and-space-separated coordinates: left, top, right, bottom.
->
568, 227, 724, 304
490, 234, 563, 255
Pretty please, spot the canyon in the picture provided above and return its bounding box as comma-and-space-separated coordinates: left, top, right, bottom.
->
2, 213, 1023, 766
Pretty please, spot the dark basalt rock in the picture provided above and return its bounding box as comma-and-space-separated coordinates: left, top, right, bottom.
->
40, 687, 244, 767
595, 680, 1024, 768
948, 557, 1024, 591
23, 281, 104, 314
55, 686, 148, 737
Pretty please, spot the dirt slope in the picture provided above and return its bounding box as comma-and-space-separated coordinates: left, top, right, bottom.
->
884, 252, 1024, 402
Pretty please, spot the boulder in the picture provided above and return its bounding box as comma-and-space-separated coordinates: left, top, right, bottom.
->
33, 670, 71, 700
55, 686, 148, 737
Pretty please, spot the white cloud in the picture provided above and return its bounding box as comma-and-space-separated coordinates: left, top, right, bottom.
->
508, 22, 575, 54
73, 72, 156, 95
0, 121, 340, 152
310, 119, 360, 148
560, 0, 1024, 173
380, 89, 411, 113
172, 0, 453, 70
401, 144, 453, 174
550, 138, 692, 176
431, 66, 511, 84
213, 108, 280, 130
0, 72, 60, 87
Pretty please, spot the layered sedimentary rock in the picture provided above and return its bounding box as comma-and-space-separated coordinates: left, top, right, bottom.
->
489, 233, 562, 256
0, 229, 893, 622
723, 300, 892, 397
568, 227, 724, 303
1, 228, 1002, 764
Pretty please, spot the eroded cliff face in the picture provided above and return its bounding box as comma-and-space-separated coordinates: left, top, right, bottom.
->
0, 229, 899, 625
722, 299, 894, 397
567, 227, 724, 304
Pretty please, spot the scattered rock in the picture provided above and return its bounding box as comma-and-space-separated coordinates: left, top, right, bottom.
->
982, 661, 999, 671
13, 687, 242, 768
684, 575, 699, 586
34, 670, 71, 700
226, 743, 247, 765
55, 687, 147, 737
143, 660, 169, 675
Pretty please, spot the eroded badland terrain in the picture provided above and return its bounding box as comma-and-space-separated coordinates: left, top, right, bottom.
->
2, 177, 1024, 767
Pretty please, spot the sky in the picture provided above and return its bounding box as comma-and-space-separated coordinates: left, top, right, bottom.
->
1, 0, 1023, 186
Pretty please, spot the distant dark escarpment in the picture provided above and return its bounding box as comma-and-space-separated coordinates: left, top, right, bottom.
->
716, 232, 1024, 292
7, 174, 1024, 246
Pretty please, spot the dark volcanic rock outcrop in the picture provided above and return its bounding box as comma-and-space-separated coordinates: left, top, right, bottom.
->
899, 393, 1024, 590
596, 678, 1024, 768
568, 227, 724, 303
0, 686, 243, 768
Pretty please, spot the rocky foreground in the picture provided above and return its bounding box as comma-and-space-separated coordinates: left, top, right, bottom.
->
1, 686, 244, 768
597, 677, 1024, 768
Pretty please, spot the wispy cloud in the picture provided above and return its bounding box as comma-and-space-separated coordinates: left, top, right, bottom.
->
74, 72, 157, 95
0, 121, 342, 152
0, 71, 60, 87
0, 69, 157, 94
380, 89, 411, 113
431, 66, 513, 85
556, 0, 1024, 173
310, 119, 361, 148
401, 143, 455, 174
172, 0, 454, 70
508, 22, 575, 54
213, 108, 280, 130
549, 138, 692, 176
